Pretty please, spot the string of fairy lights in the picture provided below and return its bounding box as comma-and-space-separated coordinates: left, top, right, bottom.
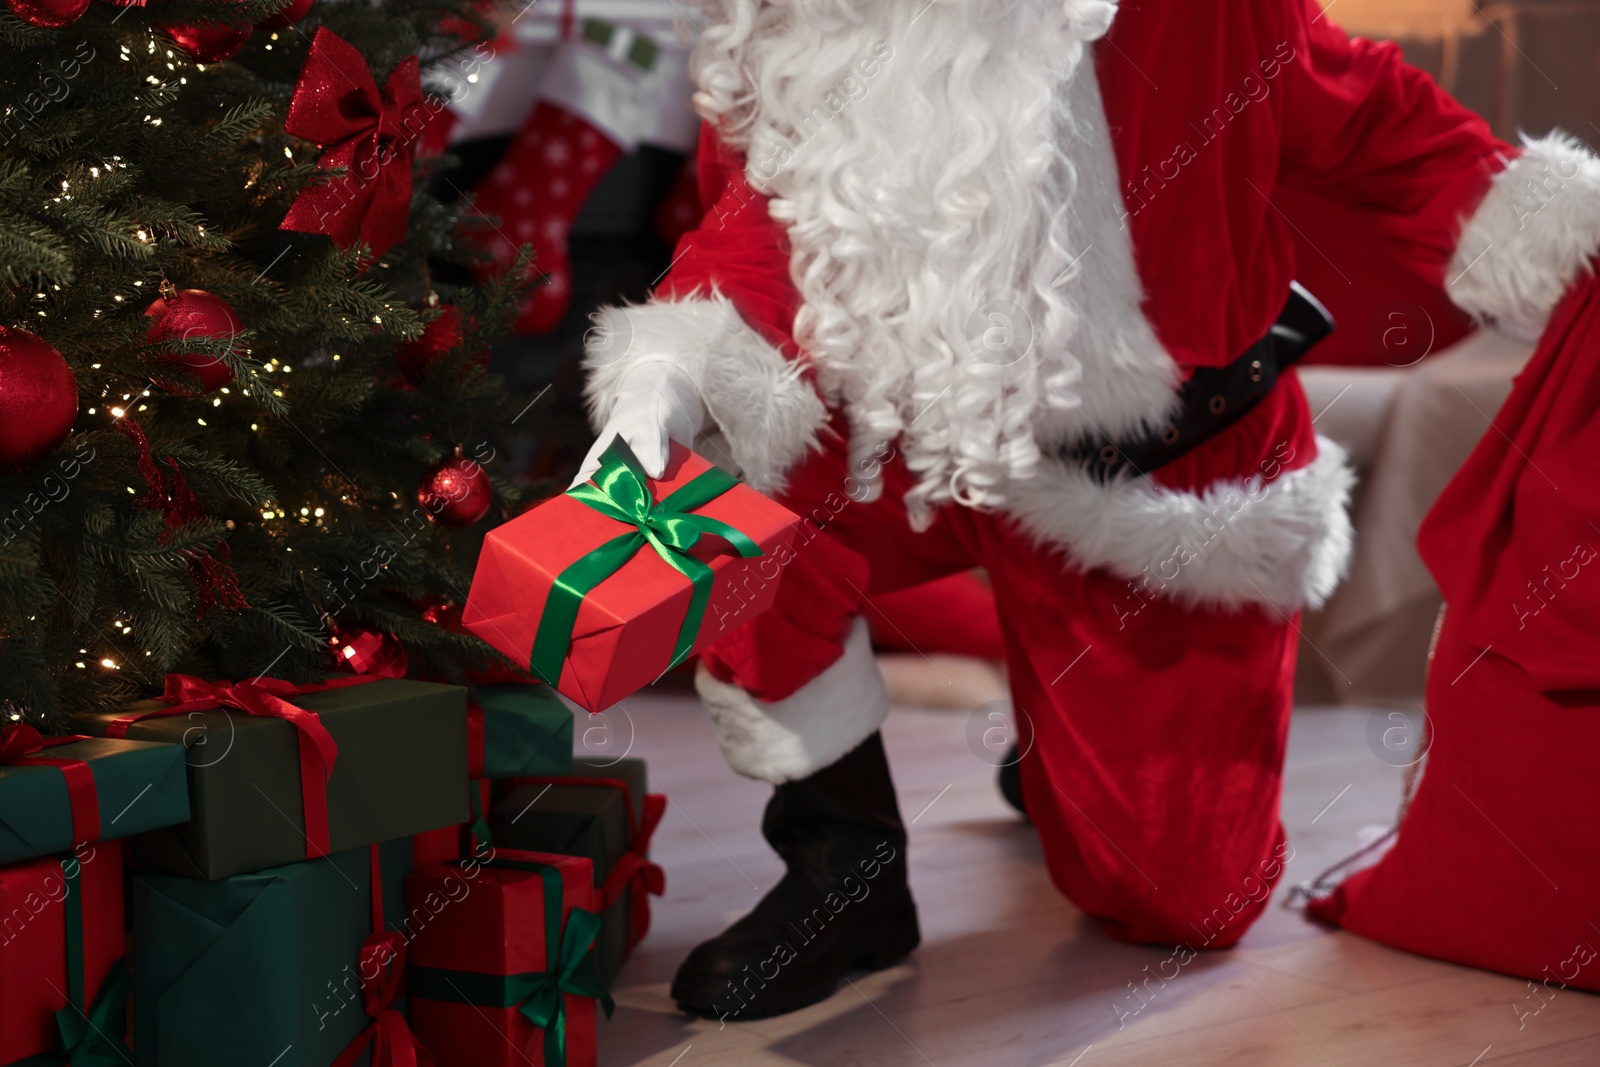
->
9, 16, 492, 687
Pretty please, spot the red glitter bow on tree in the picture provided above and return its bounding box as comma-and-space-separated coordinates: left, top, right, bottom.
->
280, 28, 429, 261
118, 419, 247, 618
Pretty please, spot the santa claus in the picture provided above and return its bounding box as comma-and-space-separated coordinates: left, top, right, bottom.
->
574, 0, 1600, 1020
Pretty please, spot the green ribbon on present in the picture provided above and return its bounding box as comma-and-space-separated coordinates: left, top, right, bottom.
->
466, 785, 493, 853
410, 859, 614, 1067
529, 440, 764, 686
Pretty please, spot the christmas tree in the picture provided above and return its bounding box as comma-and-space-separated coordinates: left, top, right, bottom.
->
0, 0, 548, 731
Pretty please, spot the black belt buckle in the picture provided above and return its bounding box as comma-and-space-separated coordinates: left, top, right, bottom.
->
1066, 282, 1333, 482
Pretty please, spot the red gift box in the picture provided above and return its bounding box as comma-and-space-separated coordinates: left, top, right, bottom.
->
463, 443, 800, 712
0, 842, 127, 1065
406, 849, 613, 1067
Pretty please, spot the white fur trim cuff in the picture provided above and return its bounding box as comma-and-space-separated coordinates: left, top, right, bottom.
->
584, 294, 828, 494
1004, 436, 1355, 613
1449, 132, 1600, 338
695, 617, 889, 784
1063, 0, 1119, 41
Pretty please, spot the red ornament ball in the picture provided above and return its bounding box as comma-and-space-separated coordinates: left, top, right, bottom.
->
6, 0, 90, 28
395, 305, 464, 386
262, 0, 313, 29
329, 625, 408, 678
0, 326, 78, 471
144, 288, 240, 395
419, 600, 461, 629
418, 456, 492, 527
164, 12, 252, 63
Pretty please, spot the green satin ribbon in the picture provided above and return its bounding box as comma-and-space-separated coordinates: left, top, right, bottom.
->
410, 859, 614, 1067
6, 856, 132, 1067
529, 440, 763, 686
52, 959, 132, 1067
466, 786, 492, 852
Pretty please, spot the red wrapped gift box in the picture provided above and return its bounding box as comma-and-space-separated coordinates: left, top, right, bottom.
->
463, 442, 800, 712
0, 843, 127, 1066
406, 849, 612, 1067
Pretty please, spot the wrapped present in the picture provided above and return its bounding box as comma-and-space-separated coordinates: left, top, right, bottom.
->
412, 684, 574, 869
71, 674, 468, 880
133, 839, 413, 1067
463, 441, 800, 711
411, 780, 492, 869
471, 685, 574, 779
407, 849, 613, 1067
489, 758, 664, 986
0, 843, 130, 1067
329, 845, 432, 1067
0, 723, 189, 865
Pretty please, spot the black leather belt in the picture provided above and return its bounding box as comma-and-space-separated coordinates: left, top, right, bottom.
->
1062, 281, 1334, 482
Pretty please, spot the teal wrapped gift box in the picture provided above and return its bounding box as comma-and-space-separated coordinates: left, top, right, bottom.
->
473, 684, 574, 778
132, 839, 411, 1067
0, 735, 189, 865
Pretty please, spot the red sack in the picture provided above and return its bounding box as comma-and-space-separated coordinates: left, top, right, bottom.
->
1308, 268, 1600, 993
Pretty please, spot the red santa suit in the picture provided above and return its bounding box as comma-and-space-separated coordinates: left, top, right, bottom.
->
582, 0, 1600, 947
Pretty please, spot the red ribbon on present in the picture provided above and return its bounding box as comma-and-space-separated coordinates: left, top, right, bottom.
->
281, 28, 429, 262
105, 674, 379, 859
0, 724, 101, 848
519, 775, 666, 952
334, 845, 435, 1067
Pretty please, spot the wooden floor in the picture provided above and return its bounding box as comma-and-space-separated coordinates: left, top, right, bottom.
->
592, 688, 1600, 1067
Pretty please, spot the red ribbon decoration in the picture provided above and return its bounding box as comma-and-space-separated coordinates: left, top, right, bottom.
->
518, 776, 666, 952
105, 674, 379, 859
117, 419, 248, 618
281, 28, 429, 262
334, 845, 434, 1067
0, 724, 101, 848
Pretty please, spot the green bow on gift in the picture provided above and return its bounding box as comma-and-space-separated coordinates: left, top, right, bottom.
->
410, 859, 615, 1067
13, 854, 133, 1067
529, 440, 764, 685
52, 959, 133, 1067
510, 905, 614, 1065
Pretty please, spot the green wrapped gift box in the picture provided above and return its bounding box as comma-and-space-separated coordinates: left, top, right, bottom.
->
71, 677, 468, 880
0, 734, 190, 865
133, 840, 411, 1067
489, 757, 659, 986
471, 684, 574, 779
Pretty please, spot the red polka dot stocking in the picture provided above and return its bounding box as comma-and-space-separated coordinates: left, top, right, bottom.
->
476, 102, 625, 335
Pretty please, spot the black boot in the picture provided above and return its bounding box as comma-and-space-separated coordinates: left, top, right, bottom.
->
671, 732, 920, 1020
997, 745, 1028, 818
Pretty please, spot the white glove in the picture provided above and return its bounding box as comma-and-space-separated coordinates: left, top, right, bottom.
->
573, 361, 704, 488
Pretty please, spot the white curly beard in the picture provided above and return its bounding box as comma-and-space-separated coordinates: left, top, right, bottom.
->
691, 0, 1128, 524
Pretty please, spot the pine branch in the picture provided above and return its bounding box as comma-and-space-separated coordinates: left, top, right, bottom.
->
203, 100, 276, 146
